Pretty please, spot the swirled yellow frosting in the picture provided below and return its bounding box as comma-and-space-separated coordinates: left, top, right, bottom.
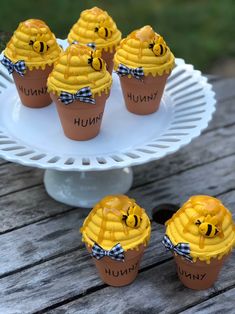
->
81, 195, 151, 251
114, 25, 175, 76
67, 7, 121, 52
47, 44, 112, 97
166, 195, 235, 263
4, 19, 61, 70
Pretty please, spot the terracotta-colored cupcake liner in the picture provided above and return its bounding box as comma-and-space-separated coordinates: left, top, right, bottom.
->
119, 73, 170, 115
87, 244, 145, 287
174, 253, 230, 290
13, 65, 53, 108
101, 49, 115, 74
50, 92, 108, 141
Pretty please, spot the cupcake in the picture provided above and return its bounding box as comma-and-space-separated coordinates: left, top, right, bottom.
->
114, 25, 175, 115
162, 195, 235, 290
67, 7, 122, 73
80, 195, 151, 286
1, 19, 61, 108
47, 43, 112, 141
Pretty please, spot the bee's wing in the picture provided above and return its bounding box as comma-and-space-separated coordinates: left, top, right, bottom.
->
210, 216, 218, 225
130, 205, 143, 216
100, 18, 112, 28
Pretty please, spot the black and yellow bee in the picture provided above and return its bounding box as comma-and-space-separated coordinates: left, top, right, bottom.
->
29, 40, 49, 53
88, 52, 104, 71
195, 219, 220, 238
122, 205, 142, 228
94, 26, 112, 39
149, 42, 167, 56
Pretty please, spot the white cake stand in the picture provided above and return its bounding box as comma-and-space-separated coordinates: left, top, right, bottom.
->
0, 44, 216, 208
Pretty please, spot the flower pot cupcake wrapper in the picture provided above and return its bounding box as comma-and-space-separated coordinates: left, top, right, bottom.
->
1, 55, 26, 76
59, 87, 95, 105
91, 243, 125, 261
162, 234, 193, 263
116, 64, 144, 80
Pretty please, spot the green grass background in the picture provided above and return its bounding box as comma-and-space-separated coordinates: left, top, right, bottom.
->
0, 0, 234, 72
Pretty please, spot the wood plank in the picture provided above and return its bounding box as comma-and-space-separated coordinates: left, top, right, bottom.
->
207, 97, 235, 132
48, 252, 235, 314
181, 287, 235, 314
0, 185, 234, 281
0, 185, 72, 233
0, 162, 43, 197
212, 77, 235, 102
0, 209, 165, 277
133, 123, 235, 187
0, 220, 233, 314
130, 154, 235, 216
0, 223, 169, 314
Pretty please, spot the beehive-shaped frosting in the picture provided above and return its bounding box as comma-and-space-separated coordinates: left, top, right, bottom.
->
81, 195, 151, 251
166, 195, 235, 263
4, 19, 61, 70
114, 25, 175, 76
67, 7, 121, 52
47, 43, 112, 97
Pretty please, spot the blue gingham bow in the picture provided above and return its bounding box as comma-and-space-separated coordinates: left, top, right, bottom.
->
91, 243, 125, 261
162, 235, 192, 262
116, 64, 144, 80
1, 55, 26, 76
71, 41, 96, 50
59, 87, 95, 105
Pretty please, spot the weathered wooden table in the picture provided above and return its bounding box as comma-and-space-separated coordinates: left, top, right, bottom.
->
0, 77, 234, 314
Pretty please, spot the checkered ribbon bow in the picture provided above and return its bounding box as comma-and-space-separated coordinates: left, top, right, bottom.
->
59, 87, 95, 105
91, 243, 125, 261
72, 41, 96, 50
162, 235, 192, 262
1, 55, 26, 76
116, 64, 144, 80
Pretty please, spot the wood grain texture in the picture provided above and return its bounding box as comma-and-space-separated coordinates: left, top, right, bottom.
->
130, 154, 235, 215
0, 185, 72, 233
0, 162, 43, 197
0, 208, 166, 277
49, 251, 235, 314
133, 123, 235, 187
0, 191, 233, 313
0, 223, 168, 314
181, 287, 235, 314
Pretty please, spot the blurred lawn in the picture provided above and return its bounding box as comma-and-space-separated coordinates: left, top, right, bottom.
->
0, 0, 234, 72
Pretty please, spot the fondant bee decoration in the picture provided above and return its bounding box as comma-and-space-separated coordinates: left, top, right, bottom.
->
195, 215, 220, 238
122, 205, 142, 228
149, 36, 167, 56
29, 40, 49, 53
94, 20, 112, 39
149, 42, 167, 56
88, 51, 104, 71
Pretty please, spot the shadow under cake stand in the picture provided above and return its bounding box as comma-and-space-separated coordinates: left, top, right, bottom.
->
0, 58, 216, 208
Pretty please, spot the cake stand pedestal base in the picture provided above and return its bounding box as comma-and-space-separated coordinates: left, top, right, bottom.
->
44, 167, 133, 208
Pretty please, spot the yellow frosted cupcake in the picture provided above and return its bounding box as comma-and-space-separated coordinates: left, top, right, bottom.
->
47, 43, 112, 141
1, 19, 61, 108
114, 25, 175, 115
81, 195, 151, 286
163, 195, 235, 290
67, 7, 122, 73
